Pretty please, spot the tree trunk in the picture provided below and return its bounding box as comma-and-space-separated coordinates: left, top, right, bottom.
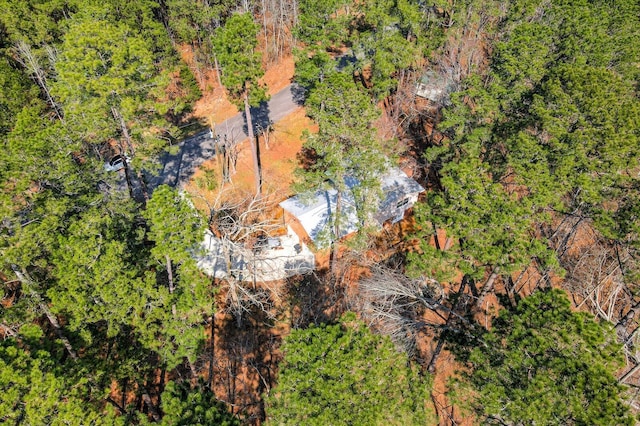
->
122, 159, 135, 199
106, 397, 127, 415
261, 0, 268, 58
113, 107, 149, 201
443, 237, 454, 251
15, 41, 64, 122
0, 323, 17, 338
476, 267, 500, 309
432, 223, 441, 250
188, 357, 198, 382
166, 255, 177, 317
39, 301, 79, 361
427, 277, 468, 373
11, 266, 78, 362
141, 390, 161, 422
208, 308, 216, 390
330, 190, 342, 281
136, 170, 149, 202
166, 255, 175, 294
505, 276, 518, 308
616, 298, 640, 333
213, 54, 223, 88
223, 142, 231, 183
620, 362, 640, 384
215, 138, 224, 181
112, 107, 136, 157
244, 90, 262, 195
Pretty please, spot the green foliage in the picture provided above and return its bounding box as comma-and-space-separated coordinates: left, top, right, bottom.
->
295, 0, 352, 47
266, 313, 434, 425
410, 153, 553, 279
52, 5, 191, 170
165, 0, 234, 44
454, 289, 633, 425
160, 381, 239, 426
0, 338, 120, 425
0, 0, 211, 422
1, 101, 104, 270
521, 64, 640, 207
142, 185, 211, 367
351, 0, 423, 98
294, 0, 428, 100
166, 0, 211, 43
296, 72, 388, 246
305, 72, 379, 144
49, 202, 146, 337
51, 11, 141, 141
55, 7, 156, 93
0, 54, 38, 136
144, 185, 204, 265
292, 0, 352, 94
84, 0, 174, 60
491, 0, 638, 219
292, 47, 336, 93
213, 13, 267, 107
178, 62, 203, 104
413, 0, 640, 288
0, 0, 78, 45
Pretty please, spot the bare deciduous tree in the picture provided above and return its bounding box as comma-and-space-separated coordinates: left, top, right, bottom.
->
14, 41, 64, 121
352, 264, 453, 355
550, 216, 640, 387
259, 0, 299, 64
190, 185, 284, 326
565, 242, 628, 322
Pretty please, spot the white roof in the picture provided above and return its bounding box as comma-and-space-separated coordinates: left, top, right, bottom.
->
280, 167, 424, 248
279, 188, 359, 248
196, 227, 315, 281
379, 167, 425, 209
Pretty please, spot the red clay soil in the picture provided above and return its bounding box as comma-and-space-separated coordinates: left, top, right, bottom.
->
260, 55, 296, 95
184, 107, 316, 206
177, 44, 239, 125
207, 308, 286, 424
179, 46, 296, 127
172, 39, 600, 425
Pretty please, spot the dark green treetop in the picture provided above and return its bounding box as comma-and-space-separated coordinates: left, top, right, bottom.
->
266, 313, 435, 425
453, 288, 633, 425
213, 12, 267, 107
0, 334, 121, 425
159, 380, 239, 426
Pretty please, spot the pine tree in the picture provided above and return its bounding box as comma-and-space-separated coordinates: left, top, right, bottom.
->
454, 289, 634, 425
142, 185, 212, 368
297, 72, 388, 274
266, 313, 435, 425
0, 334, 121, 425
160, 380, 239, 426
213, 13, 268, 195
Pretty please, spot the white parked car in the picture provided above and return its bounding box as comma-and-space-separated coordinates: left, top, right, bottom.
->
104, 154, 130, 172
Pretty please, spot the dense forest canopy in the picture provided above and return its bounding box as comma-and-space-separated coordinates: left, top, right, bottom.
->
0, 0, 638, 424
266, 313, 434, 425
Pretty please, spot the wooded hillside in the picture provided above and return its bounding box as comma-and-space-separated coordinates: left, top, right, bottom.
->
1, 0, 638, 424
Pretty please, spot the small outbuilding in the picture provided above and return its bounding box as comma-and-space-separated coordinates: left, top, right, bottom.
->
415, 71, 454, 105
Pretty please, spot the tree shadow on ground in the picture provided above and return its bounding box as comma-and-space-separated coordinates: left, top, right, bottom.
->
144, 129, 217, 191
245, 101, 272, 136
290, 83, 307, 106
284, 272, 346, 329
210, 308, 281, 425
295, 146, 320, 172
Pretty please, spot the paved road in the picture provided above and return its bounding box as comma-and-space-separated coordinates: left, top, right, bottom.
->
147, 83, 305, 189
